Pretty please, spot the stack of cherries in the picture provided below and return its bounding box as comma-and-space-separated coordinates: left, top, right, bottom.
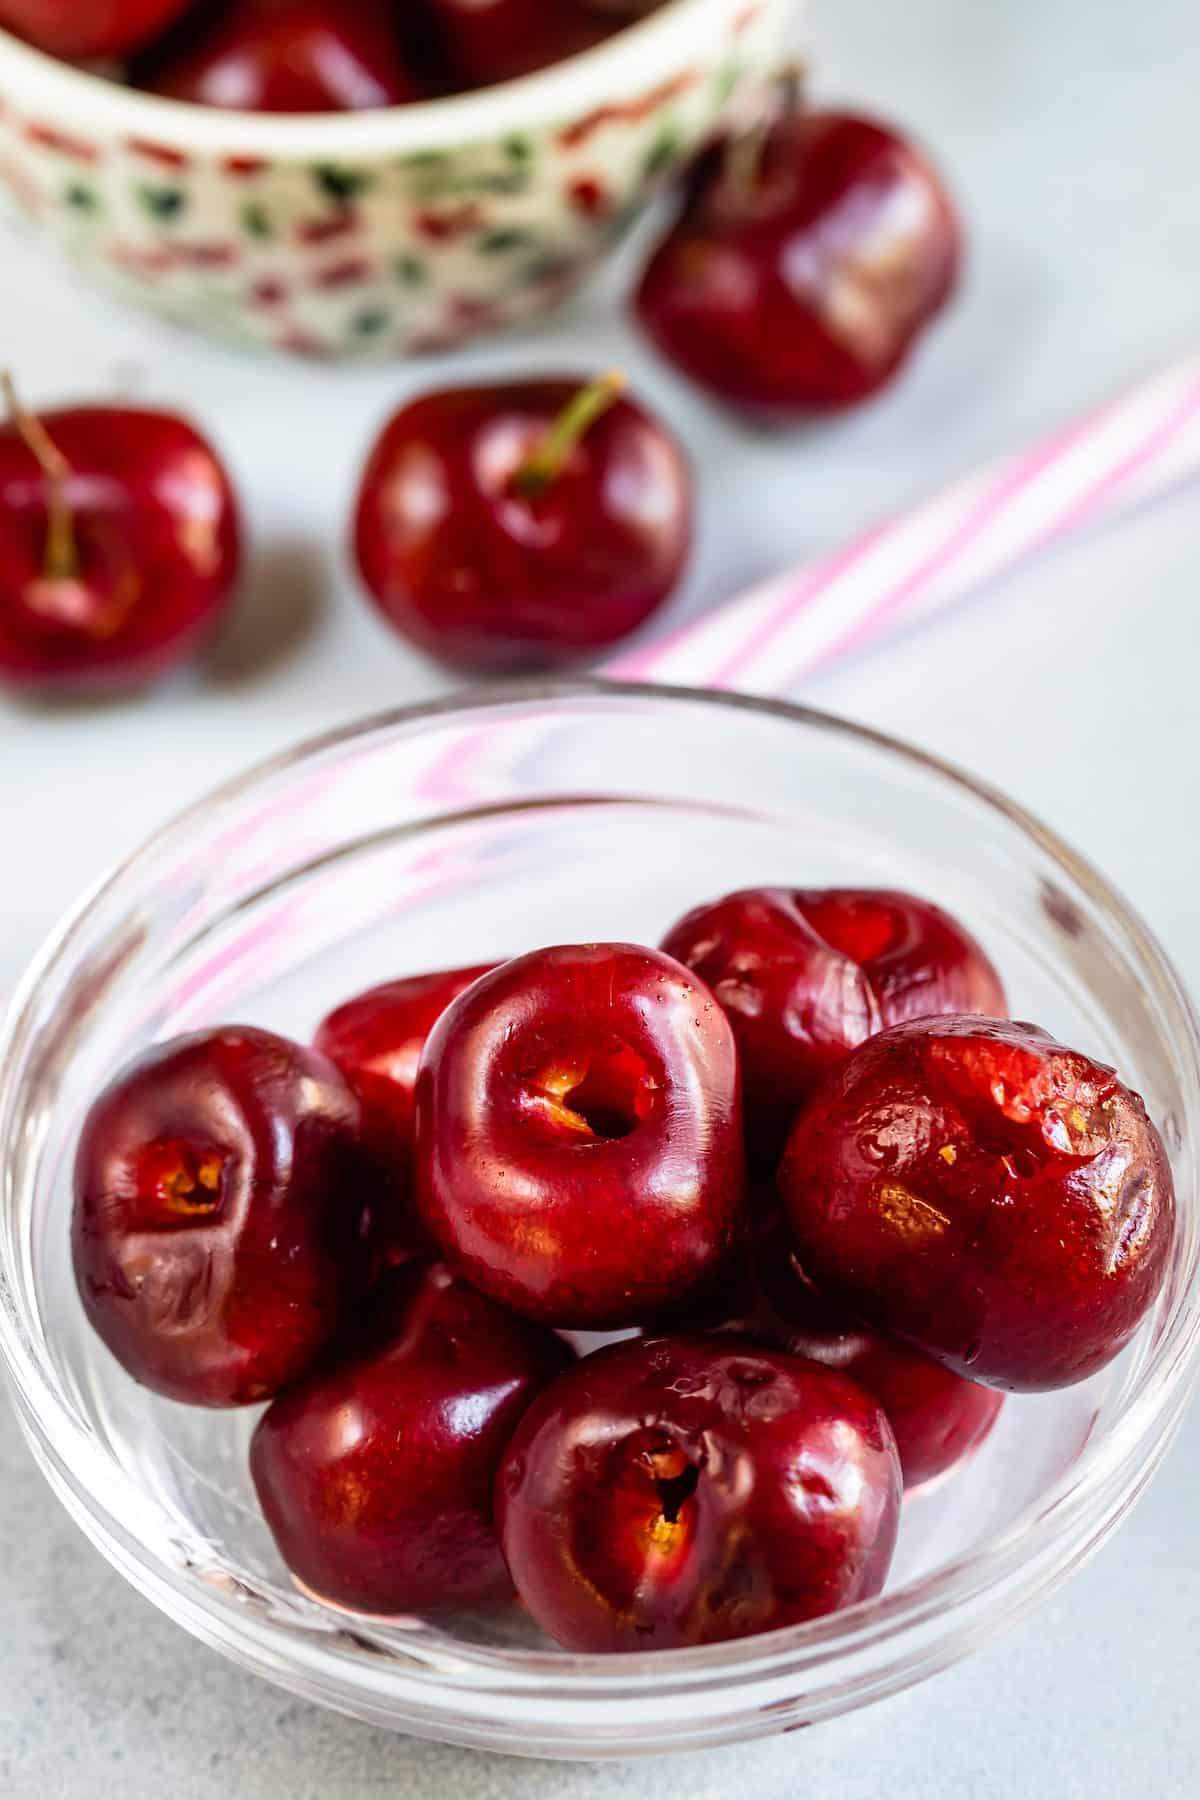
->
72, 884, 1174, 1652
0, 0, 663, 105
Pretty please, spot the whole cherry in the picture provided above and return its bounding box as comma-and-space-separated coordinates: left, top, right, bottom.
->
0, 0, 189, 58
314, 963, 495, 1269
73, 1027, 369, 1406
496, 1333, 901, 1651
353, 373, 692, 673
252, 1259, 571, 1615
414, 943, 747, 1327
636, 108, 962, 418
136, 0, 423, 112
737, 1210, 1003, 1488
779, 1017, 1175, 1391
419, 0, 612, 90
0, 378, 241, 697
662, 886, 1005, 1156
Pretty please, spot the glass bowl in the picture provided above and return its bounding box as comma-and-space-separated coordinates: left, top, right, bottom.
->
1, 681, 1197, 1759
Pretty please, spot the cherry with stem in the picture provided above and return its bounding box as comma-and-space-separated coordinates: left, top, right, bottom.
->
352, 370, 692, 672
635, 102, 963, 419
0, 378, 242, 695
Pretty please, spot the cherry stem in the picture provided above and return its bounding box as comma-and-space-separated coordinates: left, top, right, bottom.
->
512, 371, 626, 499
2, 370, 78, 581
723, 60, 807, 203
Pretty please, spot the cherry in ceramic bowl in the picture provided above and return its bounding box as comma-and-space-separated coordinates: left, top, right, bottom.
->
0, 0, 799, 358
0, 684, 1196, 1755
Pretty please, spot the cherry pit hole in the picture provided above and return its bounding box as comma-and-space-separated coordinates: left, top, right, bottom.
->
647, 1445, 700, 1525
534, 1043, 658, 1142
138, 1139, 228, 1225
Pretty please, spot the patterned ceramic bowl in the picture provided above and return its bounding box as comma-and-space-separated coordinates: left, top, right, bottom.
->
0, 0, 799, 359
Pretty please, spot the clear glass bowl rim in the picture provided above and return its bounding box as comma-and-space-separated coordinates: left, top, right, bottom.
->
2, 679, 1198, 1746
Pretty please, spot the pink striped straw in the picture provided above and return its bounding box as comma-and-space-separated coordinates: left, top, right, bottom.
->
608, 355, 1200, 694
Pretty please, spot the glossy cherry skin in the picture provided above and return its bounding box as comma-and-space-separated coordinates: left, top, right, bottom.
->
636, 111, 962, 419
779, 1017, 1175, 1392
0, 406, 241, 697
137, 1, 423, 112
73, 1027, 369, 1407
420, 0, 613, 91
736, 1211, 1002, 1488
251, 1260, 571, 1615
496, 1333, 901, 1651
662, 886, 1005, 1155
0, 0, 188, 58
314, 963, 495, 1269
414, 944, 747, 1327
353, 379, 692, 673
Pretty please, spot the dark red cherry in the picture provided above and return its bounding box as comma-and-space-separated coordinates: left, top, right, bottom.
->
136, 1, 423, 112
0, 382, 241, 697
314, 963, 495, 1269
788, 888, 1006, 1024
251, 1260, 571, 1615
496, 1333, 901, 1651
414, 943, 747, 1327
73, 1027, 368, 1406
352, 374, 692, 673
662, 886, 1005, 1154
740, 1211, 1002, 1488
779, 1017, 1175, 1391
636, 109, 962, 418
419, 0, 613, 91
0, 0, 189, 58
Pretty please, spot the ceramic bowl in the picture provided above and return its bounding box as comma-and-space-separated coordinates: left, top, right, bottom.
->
0, 0, 799, 358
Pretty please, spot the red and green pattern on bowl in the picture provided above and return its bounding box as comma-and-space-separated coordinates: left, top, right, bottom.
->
0, 0, 799, 358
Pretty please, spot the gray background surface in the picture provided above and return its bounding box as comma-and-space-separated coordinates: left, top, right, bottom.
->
3, 0, 1199, 1792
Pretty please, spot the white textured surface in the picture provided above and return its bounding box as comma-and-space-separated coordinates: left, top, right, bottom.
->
3, 0, 1200, 1792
